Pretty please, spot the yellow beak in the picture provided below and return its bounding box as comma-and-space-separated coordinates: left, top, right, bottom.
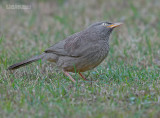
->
107, 22, 123, 28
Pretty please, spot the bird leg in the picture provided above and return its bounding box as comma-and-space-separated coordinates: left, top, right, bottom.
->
63, 70, 76, 83
79, 72, 88, 81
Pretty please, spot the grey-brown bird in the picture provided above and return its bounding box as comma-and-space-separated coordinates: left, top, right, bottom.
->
8, 21, 122, 83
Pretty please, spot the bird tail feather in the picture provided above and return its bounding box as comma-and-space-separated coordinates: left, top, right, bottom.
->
8, 54, 44, 70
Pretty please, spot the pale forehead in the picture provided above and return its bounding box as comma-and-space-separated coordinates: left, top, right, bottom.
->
90, 21, 112, 27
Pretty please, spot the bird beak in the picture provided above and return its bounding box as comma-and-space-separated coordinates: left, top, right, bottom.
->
107, 22, 123, 28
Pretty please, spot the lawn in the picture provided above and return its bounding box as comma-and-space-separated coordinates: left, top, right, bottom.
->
0, 0, 160, 118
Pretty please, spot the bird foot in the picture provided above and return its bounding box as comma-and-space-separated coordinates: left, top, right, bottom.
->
79, 72, 89, 81
63, 70, 76, 83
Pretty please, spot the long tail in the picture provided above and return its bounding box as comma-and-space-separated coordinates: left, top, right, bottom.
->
8, 54, 44, 70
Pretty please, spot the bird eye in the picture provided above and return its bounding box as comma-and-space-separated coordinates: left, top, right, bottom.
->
102, 23, 107, 26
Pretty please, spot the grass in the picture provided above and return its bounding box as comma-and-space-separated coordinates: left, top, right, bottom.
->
0, 0, 160, 117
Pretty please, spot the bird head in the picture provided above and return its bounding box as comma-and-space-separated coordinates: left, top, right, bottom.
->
87, 21, 123, 40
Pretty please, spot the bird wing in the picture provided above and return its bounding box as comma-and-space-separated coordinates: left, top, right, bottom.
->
45, 31, 101, 57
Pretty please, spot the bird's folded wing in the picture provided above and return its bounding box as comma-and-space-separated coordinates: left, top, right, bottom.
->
45, 40, 69, 56
44, 31, 101, 57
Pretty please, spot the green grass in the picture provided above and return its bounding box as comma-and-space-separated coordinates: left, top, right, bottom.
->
0, 0, 160, 118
